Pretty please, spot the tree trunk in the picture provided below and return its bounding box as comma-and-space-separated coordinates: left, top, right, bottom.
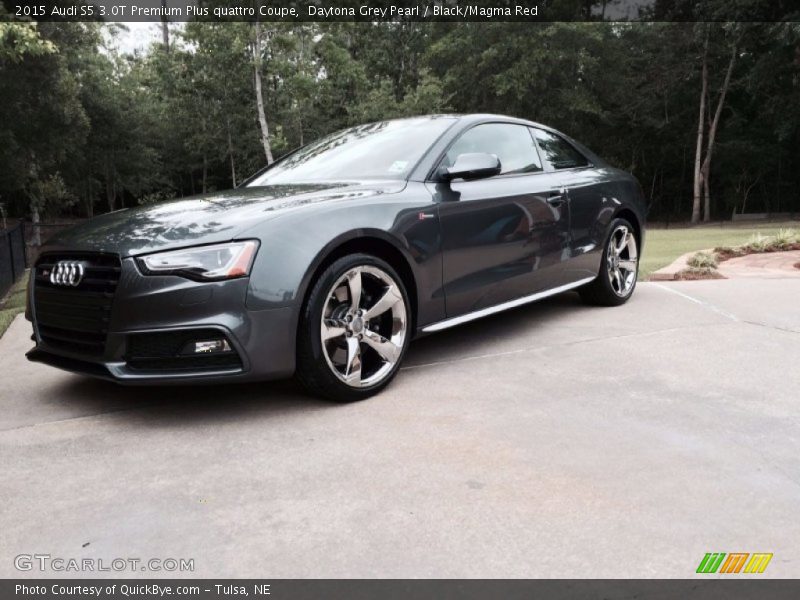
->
253, 18, 274, 165
776, 151, 782, 213
85, 179, 93, 218
691, 31, 709, 224
741, 174, 760, 215
106, 179, 115, 212
202, 154, 208, 194
103, 153, 117, 212
226, 118, 237, 187
160, 0, 169, 52
701, 42, 737, 222
298, 108, 304, 147
30, 200, 41, 247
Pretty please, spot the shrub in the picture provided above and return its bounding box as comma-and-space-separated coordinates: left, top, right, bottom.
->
772, 229, 799, 249
676, 266, 724, 280
745, 234, 770, 253
713, 245, 745, 260
138, 191, 177, 206
687, 251, 718, 269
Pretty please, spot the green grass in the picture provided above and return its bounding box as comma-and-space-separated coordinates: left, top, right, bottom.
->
0, 273, 28, 339
640, 221, 800, 280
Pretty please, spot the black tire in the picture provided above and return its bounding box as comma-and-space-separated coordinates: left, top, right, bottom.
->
296, 253, 412, 402
579, 217, 639, 307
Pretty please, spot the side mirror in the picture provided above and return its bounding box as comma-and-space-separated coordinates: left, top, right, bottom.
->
442, 153, 501, 181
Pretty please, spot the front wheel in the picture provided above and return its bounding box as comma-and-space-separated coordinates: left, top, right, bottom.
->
579, 218, 639, 306
296, 254, 411, 402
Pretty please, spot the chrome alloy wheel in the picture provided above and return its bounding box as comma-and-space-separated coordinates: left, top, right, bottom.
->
606, 224, 638, 297
320, 266, 407, 388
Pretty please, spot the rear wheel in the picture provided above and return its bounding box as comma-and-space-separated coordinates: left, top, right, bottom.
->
296, 254, 411, 402
579, 218, 639, 306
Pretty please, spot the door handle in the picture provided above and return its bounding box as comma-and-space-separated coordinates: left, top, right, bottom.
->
547, 189, 567, 206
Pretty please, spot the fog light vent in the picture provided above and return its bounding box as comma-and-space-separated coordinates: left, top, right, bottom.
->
185, 339, 232, 355
126, 329, 242, 372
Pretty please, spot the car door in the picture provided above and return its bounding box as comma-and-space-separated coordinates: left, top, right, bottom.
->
531, 127, 610, 283
431, 123, 571, 318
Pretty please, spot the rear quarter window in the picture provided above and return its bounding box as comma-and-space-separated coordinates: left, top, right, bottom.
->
531, 128, 589, 170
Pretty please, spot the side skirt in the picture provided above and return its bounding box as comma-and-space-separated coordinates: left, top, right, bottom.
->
421, 276, 596, 333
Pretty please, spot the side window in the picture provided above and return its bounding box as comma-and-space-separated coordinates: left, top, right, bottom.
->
531, 128, 589, 170
443, 123, 542, 175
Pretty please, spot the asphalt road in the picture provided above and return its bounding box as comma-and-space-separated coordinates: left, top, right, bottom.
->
1, 279, 798, 578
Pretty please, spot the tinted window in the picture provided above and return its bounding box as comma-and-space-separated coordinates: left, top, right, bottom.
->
247, 117, 456, 185
443, 123, 542, 175
531, 128, 589, 170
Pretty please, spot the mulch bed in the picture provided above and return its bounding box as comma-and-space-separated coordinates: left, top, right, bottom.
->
714, 242, 800, 262
670, 241, 800, 281
675, 269, 726, 281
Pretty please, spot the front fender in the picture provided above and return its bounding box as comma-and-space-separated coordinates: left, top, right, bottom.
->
241, 192, 444, 327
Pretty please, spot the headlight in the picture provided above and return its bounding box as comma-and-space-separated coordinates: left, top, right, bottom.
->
137, 241, 259, 281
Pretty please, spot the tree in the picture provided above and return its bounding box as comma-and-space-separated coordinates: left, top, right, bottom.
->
691, 28, 709, 224
0, 20, 55, 63
692, 24, 738, 223
253, 16, 274, 164
0, 19, 91, 242
2, 18, 799, 226
160, 0, 170, 52
700, 36, 737, 222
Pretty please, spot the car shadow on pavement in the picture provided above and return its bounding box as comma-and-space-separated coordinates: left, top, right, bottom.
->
404, 291, 586, 367
43, 292, 586, 427
48, 375, 336, 428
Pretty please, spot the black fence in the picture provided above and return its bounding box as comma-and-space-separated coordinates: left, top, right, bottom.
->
0, 222, 27, 299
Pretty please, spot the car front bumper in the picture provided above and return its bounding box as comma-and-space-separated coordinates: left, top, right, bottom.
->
26, 256, 297, 384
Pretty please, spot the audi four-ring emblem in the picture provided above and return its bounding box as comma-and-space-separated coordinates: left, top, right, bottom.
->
49, 261, 85, 287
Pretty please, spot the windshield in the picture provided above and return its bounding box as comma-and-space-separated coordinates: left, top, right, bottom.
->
246, 117, 456, 185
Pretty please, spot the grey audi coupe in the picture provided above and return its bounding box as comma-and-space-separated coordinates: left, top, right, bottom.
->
26, 114, 645, 401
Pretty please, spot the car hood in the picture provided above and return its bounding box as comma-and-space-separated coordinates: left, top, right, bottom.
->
44, 181, 403, 257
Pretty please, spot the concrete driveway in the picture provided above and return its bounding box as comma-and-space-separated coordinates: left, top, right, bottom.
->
1, 279, 798, 578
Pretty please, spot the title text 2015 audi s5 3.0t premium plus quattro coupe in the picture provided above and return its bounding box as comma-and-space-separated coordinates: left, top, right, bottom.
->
26, 114, 645, 402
